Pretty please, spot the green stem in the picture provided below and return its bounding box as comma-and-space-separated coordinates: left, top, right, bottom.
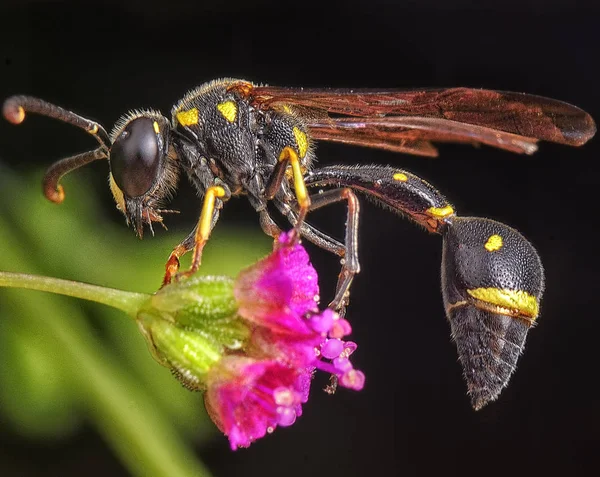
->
1, 287, 213, 477
0, 272, 148, 317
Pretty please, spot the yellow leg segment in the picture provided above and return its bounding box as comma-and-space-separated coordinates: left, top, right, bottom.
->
163, 185, 226, 285
190, 185, 226, 271
279, 146, 311, 228
198, 186, 226, 242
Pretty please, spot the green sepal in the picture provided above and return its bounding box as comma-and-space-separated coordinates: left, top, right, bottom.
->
136, 275, 251, 390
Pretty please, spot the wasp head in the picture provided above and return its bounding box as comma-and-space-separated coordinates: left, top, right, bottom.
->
109, 110, 179, 237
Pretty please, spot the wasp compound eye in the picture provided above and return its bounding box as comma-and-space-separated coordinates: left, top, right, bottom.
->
110, 117, 161, 197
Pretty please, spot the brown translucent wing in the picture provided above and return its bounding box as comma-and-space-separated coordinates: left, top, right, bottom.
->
250, 86, 596, 153
308, 116, 540, 156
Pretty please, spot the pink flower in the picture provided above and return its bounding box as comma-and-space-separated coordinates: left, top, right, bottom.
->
204, 232, 365, 449
205, 356, 311, 450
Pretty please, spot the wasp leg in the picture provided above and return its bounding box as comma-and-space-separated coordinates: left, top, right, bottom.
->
163, 227, 197, 286
162, 183, 230, 285
188, 184, 230, 275
263, 152, 289, 200
246, 186, 282, 239
275, 147, 311, 236
274, 189, 360, 313
307, 188, 361, 312
258, 210, 282, 238
273, 199, 345, 255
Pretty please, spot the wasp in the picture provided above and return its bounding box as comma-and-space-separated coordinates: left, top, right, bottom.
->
3, 78, 595, 409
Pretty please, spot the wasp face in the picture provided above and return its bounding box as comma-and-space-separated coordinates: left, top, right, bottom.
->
109, 112, 179, 237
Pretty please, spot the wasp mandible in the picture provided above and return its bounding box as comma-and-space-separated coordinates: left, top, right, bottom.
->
3, 78, 595, 409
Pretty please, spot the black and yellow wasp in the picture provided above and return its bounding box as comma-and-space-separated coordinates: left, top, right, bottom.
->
3, 78, 595, 409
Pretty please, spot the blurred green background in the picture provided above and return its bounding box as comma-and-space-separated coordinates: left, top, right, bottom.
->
0, 168, 270, 476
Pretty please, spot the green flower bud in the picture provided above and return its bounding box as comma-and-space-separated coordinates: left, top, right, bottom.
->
136, 275, 250, 391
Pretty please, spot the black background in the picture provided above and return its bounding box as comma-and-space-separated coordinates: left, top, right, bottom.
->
1, 0, 599, 476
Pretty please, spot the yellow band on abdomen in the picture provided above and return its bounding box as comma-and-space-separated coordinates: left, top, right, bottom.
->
467, 287, 539, 319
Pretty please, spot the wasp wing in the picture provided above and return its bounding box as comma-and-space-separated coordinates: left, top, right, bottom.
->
251, 86, 596, 153
307, 116, 541, 156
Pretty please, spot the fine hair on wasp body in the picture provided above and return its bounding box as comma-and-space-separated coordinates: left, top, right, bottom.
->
3, 77, 595, 409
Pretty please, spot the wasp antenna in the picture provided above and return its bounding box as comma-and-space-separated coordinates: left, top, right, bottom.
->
43, 147, 107, 203
3, 95, 111, 148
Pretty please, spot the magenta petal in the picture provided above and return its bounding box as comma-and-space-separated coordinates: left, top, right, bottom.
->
280, 244, 320, 317
234, 236, 319, 334
205, 356, 312, 449
308, 308, 336, 333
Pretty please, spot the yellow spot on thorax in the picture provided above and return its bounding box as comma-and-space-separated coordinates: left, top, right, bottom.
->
426, 205, 455, 219
153, 121, 160, 134
484, 234, 503, 252
467, 288, 539, 320
293, 127, 309, 158
217, 101, 238, 123
176, 108, 199, 126
393, 172, 408, 182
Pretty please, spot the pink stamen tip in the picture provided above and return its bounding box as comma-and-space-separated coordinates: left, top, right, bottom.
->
329, 318, 352, 339
308, 309, 336, 333
333, 356, 353, 373
277, 407, 297, 427
340, 369, 366, 391
321, 338, 344, 359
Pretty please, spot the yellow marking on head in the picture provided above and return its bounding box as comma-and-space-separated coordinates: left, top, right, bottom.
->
484, 234, 503, 252
393, 172, 408, 182
426, 205, 455, 219
153, 121, 160, 134
109, 173, 126, 213
281, 104, 293, 114
292, 127, 309, 158
88, 124, 99, 135
217, 100, 238, 123
176, 108, 199, 126
467, 288, 539, 320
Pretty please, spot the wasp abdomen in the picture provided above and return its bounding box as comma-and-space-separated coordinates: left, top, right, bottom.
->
305, 165, 454, 232
441, 217, 544, 409
446, 303, 530, 410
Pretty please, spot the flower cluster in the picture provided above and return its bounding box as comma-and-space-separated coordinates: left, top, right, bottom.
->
206, 233, 364, 449
138, 232, 364, 450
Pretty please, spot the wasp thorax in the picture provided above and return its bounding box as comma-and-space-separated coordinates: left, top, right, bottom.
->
110, 117, 161, 198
